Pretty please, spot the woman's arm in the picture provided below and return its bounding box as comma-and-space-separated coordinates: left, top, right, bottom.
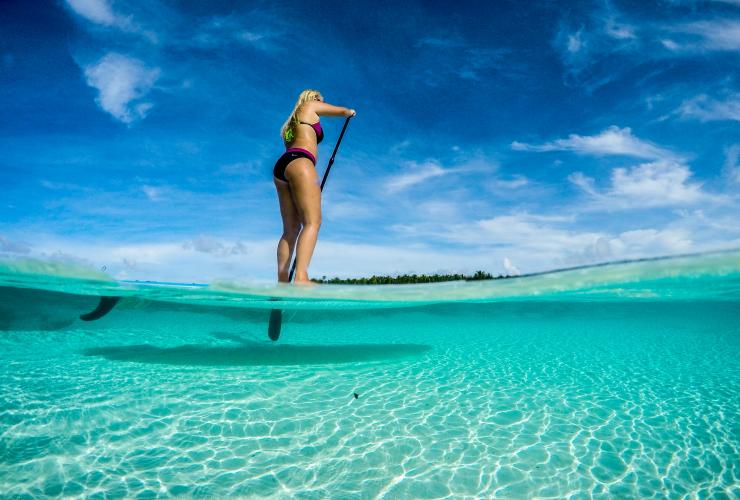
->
308, 101, 356, 117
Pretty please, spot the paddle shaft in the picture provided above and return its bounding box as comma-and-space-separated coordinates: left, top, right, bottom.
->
287, 116, 352, 282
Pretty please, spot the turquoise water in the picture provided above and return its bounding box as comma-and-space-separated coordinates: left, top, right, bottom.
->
1, 252, 739, 497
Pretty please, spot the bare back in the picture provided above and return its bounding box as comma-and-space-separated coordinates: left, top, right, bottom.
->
285, 105, 321, 155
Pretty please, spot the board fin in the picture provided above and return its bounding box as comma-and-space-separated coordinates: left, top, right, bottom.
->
268, 308, 282, 341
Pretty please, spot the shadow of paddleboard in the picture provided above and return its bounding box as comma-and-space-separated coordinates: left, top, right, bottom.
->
83, 339, 431, 366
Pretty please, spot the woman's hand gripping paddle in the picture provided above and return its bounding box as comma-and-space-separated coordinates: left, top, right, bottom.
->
268, 116, 352, 341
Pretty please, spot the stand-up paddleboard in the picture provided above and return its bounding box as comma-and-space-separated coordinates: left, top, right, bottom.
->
268, 116, 352, 341
80, 296, 121, 321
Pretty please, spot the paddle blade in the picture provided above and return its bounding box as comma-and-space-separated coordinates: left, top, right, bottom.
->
268, 308, 282, 341
80, 296, 121, 321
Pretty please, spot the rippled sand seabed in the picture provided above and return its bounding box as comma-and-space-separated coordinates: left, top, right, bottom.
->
1, 298, 738, 498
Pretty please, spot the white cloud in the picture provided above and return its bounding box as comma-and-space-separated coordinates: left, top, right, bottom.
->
142, 185, 164, 201
613, 228, 692, 253
417, 201, 461, 218
474, 214, 593, 250
23, 237, 516, 282
489, 175, 529, 189
512, 126, 680, 161
383, 156, 498, 194
605, 20, 636, 40
564, 228, 693, 265
666, 20, 740, 51
182, 235, 250, 256
389, 139, 411, 155
40, 180, 85, 191
567, 172, 599, 197
63, 0, 156, 40
65, 0, 118, 26
384, 161, 452, 193
83, 53, 160, 124
413, 36, 517, 83
569, 160, 716, 209
190, 15, 277, 50
393, 213, 589, 253
724, 144, 740, 183
610, 161, 703, 203
400, 208, 732, 270
20, 202, 740, 283
554, 9, 740, 89
0, 235, 31, 254
676, 93, 740, 122
567, 29, 585, 53
503, 257, 521, 276
661, 39, 680, 50
554, 3, 637, 82
183, 235, 223, 254
16, 238, 260, 283
555, 25, 591, 73
389, 211, 709, 270
236, 31, 265, 43
670, 208, 740, 245
322, 194, 378, 221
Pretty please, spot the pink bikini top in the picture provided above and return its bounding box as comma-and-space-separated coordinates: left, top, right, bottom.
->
298, 121, 324, 144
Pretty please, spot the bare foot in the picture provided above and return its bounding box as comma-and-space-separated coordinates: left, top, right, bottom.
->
293, 278, 316, 287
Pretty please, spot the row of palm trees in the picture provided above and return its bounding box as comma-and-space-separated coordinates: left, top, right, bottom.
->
313, 270, 511, 285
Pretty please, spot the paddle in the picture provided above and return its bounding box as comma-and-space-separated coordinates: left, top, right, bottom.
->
268, 116, 352, 341
80, 296, 121, 321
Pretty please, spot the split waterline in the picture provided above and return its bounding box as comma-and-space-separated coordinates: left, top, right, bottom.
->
1, 251, 738, 496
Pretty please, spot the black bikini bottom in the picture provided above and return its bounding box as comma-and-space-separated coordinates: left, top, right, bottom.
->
273, 148, 316, 182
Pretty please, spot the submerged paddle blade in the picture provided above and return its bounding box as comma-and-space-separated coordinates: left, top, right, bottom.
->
80, 296, 121, 321
268, 308, 282, 341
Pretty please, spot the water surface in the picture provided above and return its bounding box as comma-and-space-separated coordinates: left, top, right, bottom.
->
1, 252, 739, 497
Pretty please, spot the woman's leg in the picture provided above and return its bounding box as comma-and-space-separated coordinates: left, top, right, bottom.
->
284, 158, 321, 283
274, 177, 301, 283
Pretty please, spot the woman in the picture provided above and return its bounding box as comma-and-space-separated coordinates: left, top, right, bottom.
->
273, 90, 355, 284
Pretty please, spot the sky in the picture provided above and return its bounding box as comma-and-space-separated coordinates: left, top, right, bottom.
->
0, 0, 739, 282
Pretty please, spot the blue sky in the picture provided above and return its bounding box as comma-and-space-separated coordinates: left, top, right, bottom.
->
1, 0, 739, 282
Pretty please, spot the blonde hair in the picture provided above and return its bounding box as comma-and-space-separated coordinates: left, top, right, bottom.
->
281, 89, 322, 143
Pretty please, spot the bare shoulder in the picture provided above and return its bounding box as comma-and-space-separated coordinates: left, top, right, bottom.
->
298, 101, 321, 121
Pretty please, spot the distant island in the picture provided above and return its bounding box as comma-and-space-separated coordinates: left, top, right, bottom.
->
312, 270, 513, 285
